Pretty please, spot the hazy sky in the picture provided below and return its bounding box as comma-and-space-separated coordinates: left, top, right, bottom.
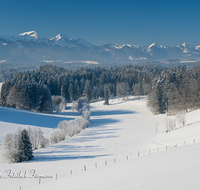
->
0, 0, 199, 46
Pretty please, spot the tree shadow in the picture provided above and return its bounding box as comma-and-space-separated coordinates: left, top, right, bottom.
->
0, 107, 75, 128
33, 154, 111, 162
33, 143, 111, 162
91, 110, 136, 116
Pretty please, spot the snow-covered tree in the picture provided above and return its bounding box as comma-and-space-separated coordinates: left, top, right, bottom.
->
1, 133, 18, 163
83, 80, 91, 101
52, 95, 66, 113
17, 129, 34, 162
104, 84, 110, 105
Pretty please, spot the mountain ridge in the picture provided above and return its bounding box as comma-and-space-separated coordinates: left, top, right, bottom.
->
0, 31, 200, 68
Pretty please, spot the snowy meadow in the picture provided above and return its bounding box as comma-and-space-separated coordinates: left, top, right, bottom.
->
0, 96, 200, 190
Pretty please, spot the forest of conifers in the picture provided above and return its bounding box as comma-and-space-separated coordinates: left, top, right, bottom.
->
1, 64, 200, 115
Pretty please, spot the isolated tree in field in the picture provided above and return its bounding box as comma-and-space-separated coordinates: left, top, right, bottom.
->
104, 84, 110, 105
17, 129, 34, 162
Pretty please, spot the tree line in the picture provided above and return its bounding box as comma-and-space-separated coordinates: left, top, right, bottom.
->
1, 64, 200, 115
0, 64, 159, 112
147, 65, 200, 115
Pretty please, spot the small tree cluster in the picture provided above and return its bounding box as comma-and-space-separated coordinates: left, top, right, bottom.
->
1, 128, 34, 163
1, 127, 49, 163
27, 127, 49, 150
165, 117, 176, 132
176, 111, 186, 127
1, 82, 53, 113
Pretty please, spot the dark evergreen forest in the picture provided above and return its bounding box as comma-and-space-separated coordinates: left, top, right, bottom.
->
1, 64, 200, 115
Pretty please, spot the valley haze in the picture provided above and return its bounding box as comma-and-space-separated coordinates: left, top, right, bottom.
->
0, 31, 200, 69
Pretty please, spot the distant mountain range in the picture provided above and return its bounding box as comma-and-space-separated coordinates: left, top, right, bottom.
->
0, 31, 200, 69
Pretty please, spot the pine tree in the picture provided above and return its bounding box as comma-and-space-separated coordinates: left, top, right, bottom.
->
17, 129, 34, 162
104, 84, 110, 105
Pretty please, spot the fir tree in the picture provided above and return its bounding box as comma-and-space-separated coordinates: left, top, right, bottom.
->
17, 129, 34, 162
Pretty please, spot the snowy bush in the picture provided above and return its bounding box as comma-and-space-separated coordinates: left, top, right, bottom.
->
52, 95, 66, 113
1, 133, 18, 163
82, 110, 91, 121
76, 97, 90, 113
51, 116, 90, 144
50, 128, 66, 144
39, 137, 49, 148
52, 96, 90, 144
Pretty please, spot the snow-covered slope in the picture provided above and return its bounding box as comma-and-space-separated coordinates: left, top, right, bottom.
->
0, 97, 200, 190
50, 34, 74, 47
50, 34, 94, 48
0, 31, 54, 46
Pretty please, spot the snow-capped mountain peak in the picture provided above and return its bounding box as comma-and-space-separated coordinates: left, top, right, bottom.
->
195, 45, 200, 50
182, 42, 191, 48
147, 43, 163, 49
20, 31, 38, 38
19, 31, 48, 42
50, 34, 94, 48
50, 34, 70, 41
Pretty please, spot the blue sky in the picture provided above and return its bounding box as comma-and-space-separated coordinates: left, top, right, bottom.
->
0, 0, 200, 46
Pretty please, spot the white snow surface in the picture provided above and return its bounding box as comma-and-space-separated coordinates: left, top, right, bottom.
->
0, 97, 200, 190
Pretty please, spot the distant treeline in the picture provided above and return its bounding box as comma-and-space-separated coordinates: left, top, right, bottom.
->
1, 64, 200, 115
0, 64, 158, 112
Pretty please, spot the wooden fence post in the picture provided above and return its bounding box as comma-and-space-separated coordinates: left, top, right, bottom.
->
84, 165, 86, 171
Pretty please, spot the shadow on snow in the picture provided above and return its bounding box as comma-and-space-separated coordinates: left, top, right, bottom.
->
91, 110, 136, 116
0, 106, 75, 128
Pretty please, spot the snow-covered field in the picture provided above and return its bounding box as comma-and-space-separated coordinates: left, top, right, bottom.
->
0, 97, 200, 190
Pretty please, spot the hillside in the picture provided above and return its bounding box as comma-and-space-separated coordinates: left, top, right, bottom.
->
0, 97, 200, 189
